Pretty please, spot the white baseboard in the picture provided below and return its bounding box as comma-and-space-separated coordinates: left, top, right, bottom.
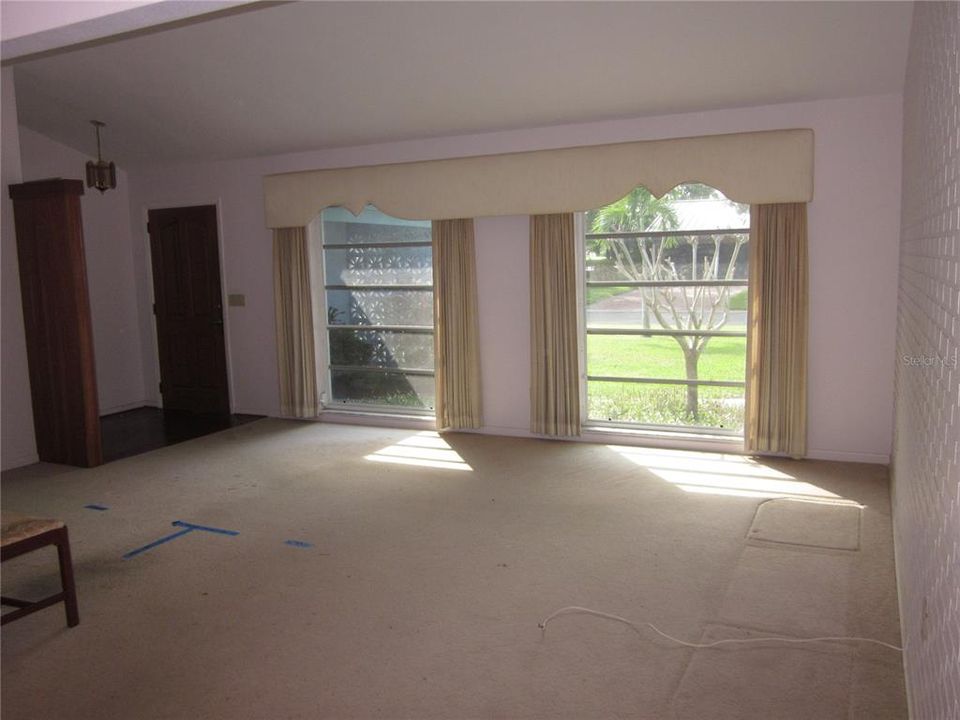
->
99, 400, 153, 416
806, 448, 890, 465
231, 407, 270, 416
464, 425, 535, 439
887, 470, 911, 713
1, 451, 40, 471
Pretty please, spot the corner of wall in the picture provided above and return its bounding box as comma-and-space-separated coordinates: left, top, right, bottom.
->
1, 66, 38, 470
18, 125, 149, 417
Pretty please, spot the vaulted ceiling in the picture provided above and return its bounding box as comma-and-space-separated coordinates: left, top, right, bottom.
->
8, 1, 913, 166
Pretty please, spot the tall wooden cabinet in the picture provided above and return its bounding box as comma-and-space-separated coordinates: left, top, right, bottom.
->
9, 179, 102, 467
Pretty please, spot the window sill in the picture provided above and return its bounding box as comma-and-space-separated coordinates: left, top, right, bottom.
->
318, 408, 437, 432
581, 424, 745, 454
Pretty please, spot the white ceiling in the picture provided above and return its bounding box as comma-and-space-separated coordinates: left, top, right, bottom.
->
1, 1, 158, 43
10, 1, 913, 167
0, 1, 255, 60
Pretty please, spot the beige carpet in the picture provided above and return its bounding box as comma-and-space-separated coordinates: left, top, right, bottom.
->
0, 420, 906, 719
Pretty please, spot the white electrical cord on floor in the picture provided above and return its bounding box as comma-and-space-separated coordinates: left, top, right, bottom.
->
538, 606, 903, 652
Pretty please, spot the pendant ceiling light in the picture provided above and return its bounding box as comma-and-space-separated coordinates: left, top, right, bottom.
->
85, 120, 116, 193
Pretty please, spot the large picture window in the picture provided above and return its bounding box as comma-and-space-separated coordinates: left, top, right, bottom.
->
583, 184, 749, 433
320, 206, 435, 412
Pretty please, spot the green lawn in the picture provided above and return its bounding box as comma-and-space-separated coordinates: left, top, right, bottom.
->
729, 288, 748, 310
586, 334, 746, 430
587, 334, 746, 381
586, 285, 633, 304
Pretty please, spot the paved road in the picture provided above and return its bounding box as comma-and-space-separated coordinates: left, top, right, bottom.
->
586, 309, 747, 328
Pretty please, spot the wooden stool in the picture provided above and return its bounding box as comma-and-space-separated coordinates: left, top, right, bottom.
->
1, 513, 80, 627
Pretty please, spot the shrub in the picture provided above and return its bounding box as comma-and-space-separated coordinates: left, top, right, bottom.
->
588, 383, 744, 431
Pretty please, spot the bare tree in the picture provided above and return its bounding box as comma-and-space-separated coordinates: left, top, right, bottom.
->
588, 185, 747, 419
603, 233, 746, 418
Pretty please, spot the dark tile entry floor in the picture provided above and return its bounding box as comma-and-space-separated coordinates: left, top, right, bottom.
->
100, 407, 264, 463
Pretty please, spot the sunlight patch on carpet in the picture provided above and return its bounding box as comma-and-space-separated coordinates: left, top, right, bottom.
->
365, 431, 473, 471
609, 445, 850, 501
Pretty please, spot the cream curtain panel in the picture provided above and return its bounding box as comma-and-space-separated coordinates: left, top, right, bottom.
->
530, 213, 581, 437
432, 219, 483, 430
745, 203, 808, 458
264, 129, 813, 228
273, 227, 318, 418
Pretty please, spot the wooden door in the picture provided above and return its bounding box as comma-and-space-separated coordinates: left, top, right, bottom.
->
148, 205, 229, 414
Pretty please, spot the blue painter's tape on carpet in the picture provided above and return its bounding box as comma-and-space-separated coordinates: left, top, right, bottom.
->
123, 521, 240, 559
172, 520, 239, 536
284, 540, 313, 548
123, 527, 195, 559
84, 504, 109, 511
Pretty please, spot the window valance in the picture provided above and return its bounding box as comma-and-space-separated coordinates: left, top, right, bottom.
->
263, 128, 813, 228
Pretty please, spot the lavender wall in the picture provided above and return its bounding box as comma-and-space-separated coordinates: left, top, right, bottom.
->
0, 92, 903, 469
124, 165, 272, 416
474, 215, 530, 435
18, 127, 146, 415
0, 67, 35, 470
126, 93, 902, 462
